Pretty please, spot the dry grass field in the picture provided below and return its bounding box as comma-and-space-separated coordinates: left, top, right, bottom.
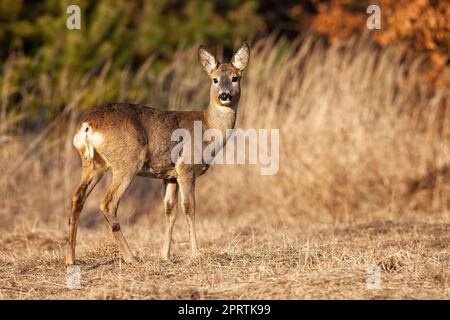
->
1, 36, 449, 299
0, 213, 449, 299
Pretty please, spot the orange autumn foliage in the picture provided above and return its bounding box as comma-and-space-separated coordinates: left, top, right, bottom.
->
310, 0, 450, 89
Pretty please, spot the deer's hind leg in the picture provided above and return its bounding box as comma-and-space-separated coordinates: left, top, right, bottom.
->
100, 168, 138, 264
66, 161, 105, 266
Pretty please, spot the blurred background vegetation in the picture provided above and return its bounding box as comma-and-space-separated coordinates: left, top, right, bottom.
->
1, 0, 450, 241
0, 0, 449, 132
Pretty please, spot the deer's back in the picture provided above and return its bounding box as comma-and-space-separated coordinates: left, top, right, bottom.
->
75, 102, 207, 180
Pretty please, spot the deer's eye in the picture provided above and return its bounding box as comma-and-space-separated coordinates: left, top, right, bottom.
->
232, 76, 239, 82
213, 78, 218, 84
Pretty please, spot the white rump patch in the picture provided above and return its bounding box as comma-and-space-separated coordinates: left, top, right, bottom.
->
90, 131, 104, 147
73, 122, 103, 159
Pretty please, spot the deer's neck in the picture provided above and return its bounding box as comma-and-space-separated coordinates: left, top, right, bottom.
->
204, 103, 238, 134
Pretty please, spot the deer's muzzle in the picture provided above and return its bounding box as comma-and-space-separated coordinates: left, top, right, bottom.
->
219, 92, 232, 102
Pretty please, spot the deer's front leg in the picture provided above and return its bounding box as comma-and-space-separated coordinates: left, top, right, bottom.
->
161, 180, 178, 260
178, 176, 199, 257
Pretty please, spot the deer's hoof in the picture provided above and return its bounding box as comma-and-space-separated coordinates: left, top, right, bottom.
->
123, 256, 137, 264
160, 254, 171, 261
191, 251, 202, 260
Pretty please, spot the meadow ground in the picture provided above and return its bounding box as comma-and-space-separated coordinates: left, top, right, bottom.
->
1, 36, 450, 299
0, 205, 449, 299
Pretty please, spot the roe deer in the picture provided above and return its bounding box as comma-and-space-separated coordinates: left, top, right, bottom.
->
66, 43, 250, 265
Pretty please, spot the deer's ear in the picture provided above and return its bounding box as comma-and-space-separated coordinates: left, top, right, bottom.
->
198, 46, 218, 74
231, 43, 250, 71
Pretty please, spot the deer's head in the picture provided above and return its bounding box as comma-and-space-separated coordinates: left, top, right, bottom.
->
198, 43, 250, 108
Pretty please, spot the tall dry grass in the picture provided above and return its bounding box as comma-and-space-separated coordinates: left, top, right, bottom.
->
1, 34, 450, 236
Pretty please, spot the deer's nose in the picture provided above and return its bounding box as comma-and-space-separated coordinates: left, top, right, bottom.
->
219, 92, 231, 101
